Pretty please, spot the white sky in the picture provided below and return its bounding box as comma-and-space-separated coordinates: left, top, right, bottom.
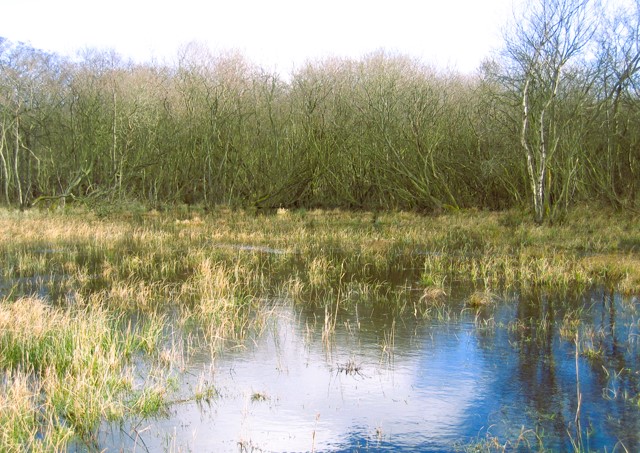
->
2, 0, 521, 74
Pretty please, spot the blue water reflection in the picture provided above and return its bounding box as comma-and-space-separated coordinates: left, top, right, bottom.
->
98, 288, 640, 452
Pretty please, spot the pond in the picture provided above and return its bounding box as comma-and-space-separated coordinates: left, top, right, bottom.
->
95, 286, 640, 452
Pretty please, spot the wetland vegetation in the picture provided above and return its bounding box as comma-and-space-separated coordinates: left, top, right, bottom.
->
1, 0, 640, 450
0, 206, 638, 451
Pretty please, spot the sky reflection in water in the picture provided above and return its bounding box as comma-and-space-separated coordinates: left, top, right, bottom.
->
98, 289, 640, 452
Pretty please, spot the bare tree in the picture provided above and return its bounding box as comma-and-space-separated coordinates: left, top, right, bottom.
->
592, 0, 640, 204
503, 0, 597, 223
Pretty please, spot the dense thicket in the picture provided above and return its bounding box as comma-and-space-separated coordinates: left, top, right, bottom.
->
0, 0, 638, 221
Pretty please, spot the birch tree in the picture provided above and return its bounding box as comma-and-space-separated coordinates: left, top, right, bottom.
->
504, 0, 596, 223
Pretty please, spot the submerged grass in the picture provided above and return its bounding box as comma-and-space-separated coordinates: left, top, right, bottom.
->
0, 205, 638, 449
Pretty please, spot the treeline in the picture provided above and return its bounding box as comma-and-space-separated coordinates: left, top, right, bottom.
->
0, 0, 638, 221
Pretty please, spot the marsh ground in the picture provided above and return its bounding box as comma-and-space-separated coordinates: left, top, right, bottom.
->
0, 205, 638, 451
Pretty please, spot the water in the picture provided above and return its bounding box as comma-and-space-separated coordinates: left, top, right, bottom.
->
96, 288, 640, 452
4, 245, 635, 451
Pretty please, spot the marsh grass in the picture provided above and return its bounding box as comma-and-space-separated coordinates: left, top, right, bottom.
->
0, 371, 75, 452
0, 295, 171, 449
178, 258, 263, 347
420, 286, 448, 301
559, 309, 584, 341
250, 391, 269, 402
0, 206, 639, 449
10, 206, 636, 295
307, 256, 341, 288
466, 290, 497, 309
459, 426, 546, 452
193, 369, 218, 404
336, 357, 364, 377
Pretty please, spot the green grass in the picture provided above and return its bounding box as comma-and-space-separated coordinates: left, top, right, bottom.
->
0, 295, 169, 449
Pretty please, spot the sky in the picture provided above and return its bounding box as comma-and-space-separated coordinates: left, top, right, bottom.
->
1, 0, 521, 75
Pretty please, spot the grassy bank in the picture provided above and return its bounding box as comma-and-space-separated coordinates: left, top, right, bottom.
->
0, 205, 638, 450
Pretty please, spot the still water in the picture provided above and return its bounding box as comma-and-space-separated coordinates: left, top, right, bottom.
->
98, 287, 640, 452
